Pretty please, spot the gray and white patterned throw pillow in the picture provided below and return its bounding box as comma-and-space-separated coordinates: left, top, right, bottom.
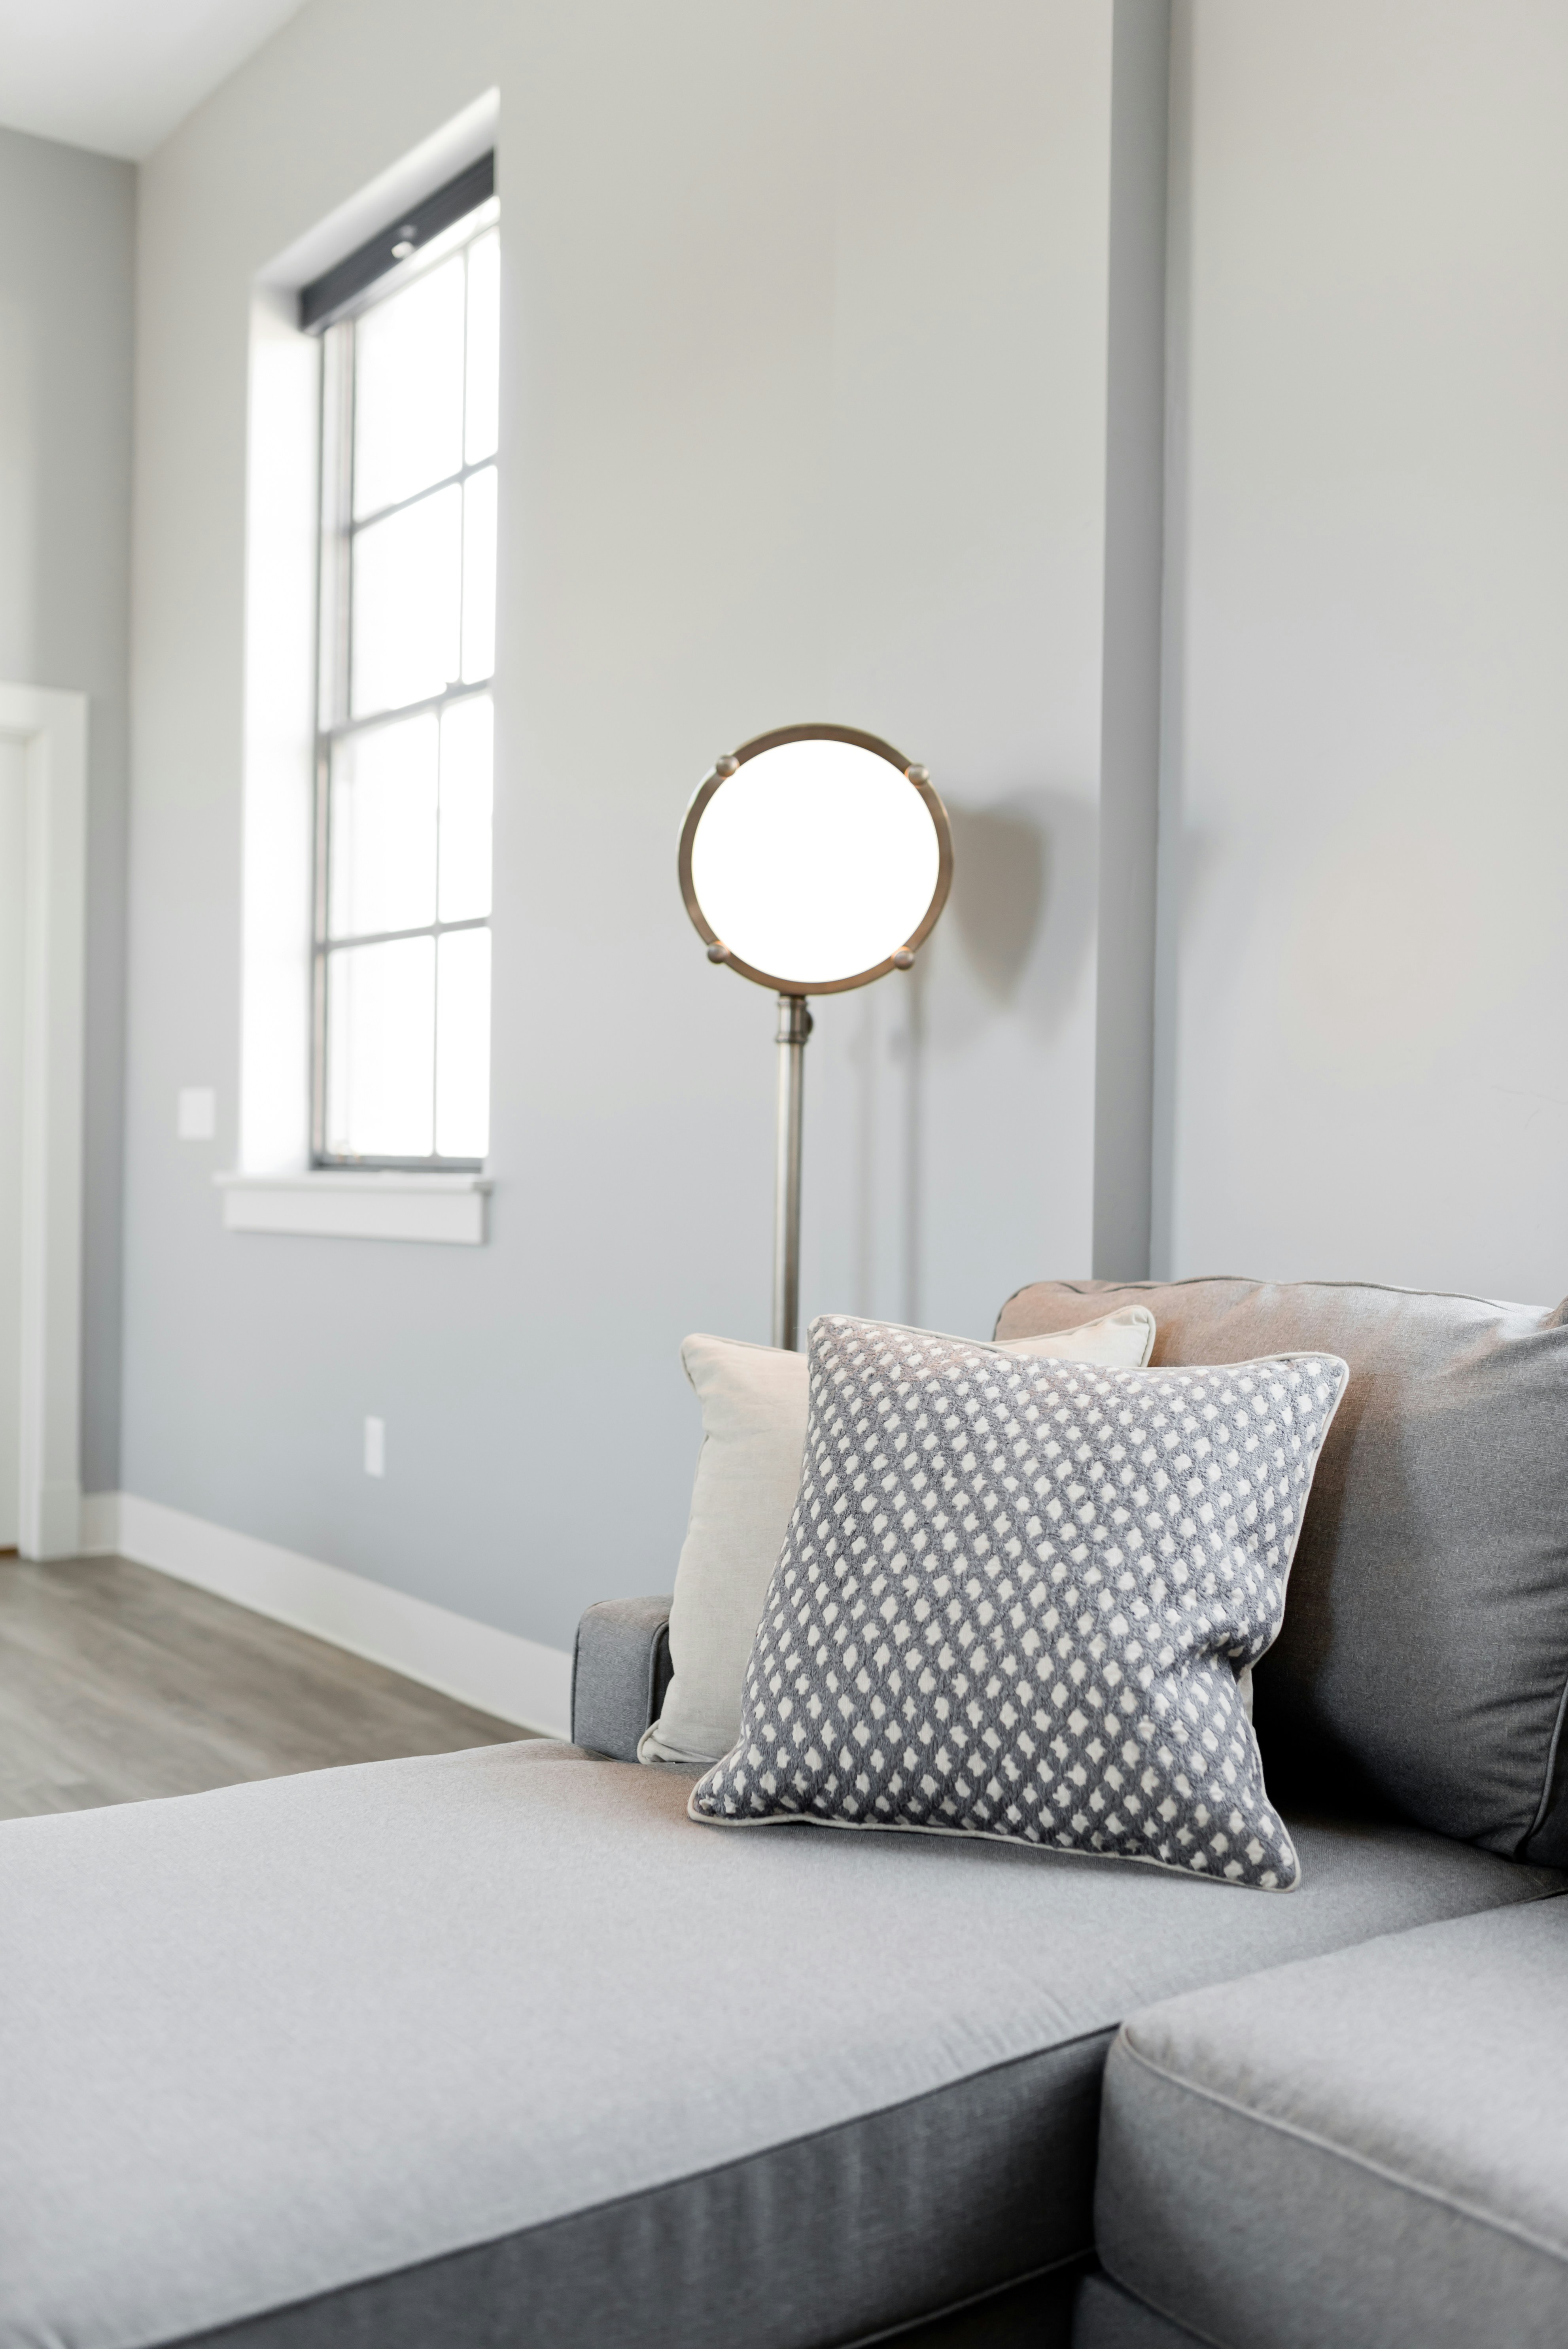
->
689, 1317, 1348, 1891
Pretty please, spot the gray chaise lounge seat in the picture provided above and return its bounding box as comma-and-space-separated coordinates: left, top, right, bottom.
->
4, 1274, 1567, 2349
2, 1723, 1554, 2349
1080, 1895, 1568, 2348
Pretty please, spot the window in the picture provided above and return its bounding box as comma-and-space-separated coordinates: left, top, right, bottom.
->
304, 161, 498, 1169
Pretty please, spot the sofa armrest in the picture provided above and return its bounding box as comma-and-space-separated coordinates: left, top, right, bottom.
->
570, 1596, 674, 1761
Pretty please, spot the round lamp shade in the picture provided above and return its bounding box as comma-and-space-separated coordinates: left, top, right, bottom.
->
679, 725, 952, 995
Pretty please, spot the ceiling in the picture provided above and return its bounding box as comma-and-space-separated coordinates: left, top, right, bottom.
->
0, 0, 307, 161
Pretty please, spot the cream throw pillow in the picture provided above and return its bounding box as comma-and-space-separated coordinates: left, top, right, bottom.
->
639, 1307, 1157, 1766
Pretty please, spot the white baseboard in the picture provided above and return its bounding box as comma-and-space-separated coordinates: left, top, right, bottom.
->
78, 1491, 571, 1738
79, 1491, 119, 1555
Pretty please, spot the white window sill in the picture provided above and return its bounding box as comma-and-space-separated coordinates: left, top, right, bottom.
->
214, 1170, 491, 1245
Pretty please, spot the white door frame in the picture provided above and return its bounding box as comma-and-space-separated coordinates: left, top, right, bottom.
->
2, 684, 87, 1560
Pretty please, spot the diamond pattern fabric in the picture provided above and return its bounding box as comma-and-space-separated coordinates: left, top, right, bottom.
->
690, 1318, 1349, 1891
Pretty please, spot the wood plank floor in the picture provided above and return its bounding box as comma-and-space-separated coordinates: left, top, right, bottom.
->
0, 1553, 529, 1821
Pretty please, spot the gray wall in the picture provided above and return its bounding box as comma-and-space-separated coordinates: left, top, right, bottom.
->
123, 0, 1128, 1653
1154, 0, 1568, 1305
0, 125, 133, 1493
122, 0, 1568, 1669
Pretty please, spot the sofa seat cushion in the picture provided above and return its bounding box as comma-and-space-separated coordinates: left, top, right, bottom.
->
1094, 1897, 1568, 2349
994, 1276, 1568, 1865
0, 1746, 1559, 2349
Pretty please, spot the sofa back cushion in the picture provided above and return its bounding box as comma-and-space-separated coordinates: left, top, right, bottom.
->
993, 1276, 1568, 1867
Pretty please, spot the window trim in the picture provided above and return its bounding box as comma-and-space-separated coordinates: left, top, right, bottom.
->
214, 1170, 490, 1246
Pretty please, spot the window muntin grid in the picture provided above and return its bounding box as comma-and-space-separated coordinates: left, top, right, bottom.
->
312, 205, 497, 1168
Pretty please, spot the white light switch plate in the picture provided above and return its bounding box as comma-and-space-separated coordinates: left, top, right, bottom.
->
364, 1416, 386, 1477
177, 1086, 216, 1140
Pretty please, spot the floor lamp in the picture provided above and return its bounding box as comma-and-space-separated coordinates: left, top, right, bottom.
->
678, 724, 954, 1350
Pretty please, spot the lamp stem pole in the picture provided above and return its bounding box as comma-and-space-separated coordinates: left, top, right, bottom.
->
772, 993, 813, 1350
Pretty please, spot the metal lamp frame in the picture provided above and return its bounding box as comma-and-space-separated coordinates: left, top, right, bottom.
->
678, 723, 953, 1350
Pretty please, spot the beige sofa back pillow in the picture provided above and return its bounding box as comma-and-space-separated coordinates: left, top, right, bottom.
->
639, 1307, 1157, 1767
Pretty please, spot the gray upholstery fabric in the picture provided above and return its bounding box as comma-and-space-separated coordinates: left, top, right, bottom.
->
569, 1594, 672, 1759
1094, 1897, 1568, 2349
1072, 2272, 1206, 2349
171, 2104, 1093, 2349
994, 1276, 1568, 1865
0, 1745, 1557, 2349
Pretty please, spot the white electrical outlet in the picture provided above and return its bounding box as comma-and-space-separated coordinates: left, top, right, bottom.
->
177, 1086, 216, 1140
363, 1417, 386, 1478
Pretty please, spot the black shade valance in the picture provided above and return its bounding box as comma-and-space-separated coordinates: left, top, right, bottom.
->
299, 152, 495, 334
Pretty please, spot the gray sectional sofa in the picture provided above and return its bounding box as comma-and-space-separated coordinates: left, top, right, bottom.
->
5, 1276, 1568, 2349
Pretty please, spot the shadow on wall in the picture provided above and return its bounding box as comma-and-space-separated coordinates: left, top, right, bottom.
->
934, 788, 1096, 1045
818, 786, 1097, 1330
